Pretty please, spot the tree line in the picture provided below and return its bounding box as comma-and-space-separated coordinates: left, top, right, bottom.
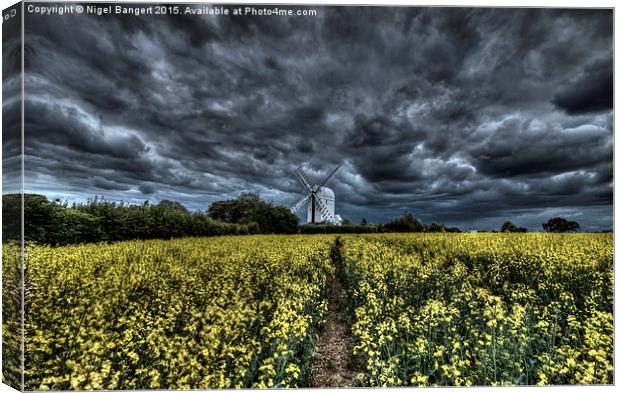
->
2, 193, 585, 246
2, 194, 255, 246
499, 217, 581, 233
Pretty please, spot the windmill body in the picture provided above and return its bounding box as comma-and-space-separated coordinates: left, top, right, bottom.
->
291, 164, 343, 225
306, 187, 336, 224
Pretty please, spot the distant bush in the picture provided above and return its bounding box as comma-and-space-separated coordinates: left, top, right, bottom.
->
299, 224, 380, 234
424, 222, 462, 233
383, 212, 425, 232
500, 220, 528, 233
381, 212, 462, 233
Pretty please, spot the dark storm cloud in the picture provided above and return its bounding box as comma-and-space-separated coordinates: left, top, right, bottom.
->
469, 118, 611, 177
552, 59, 613, 115
138, 183, 156, 195
92, 176, 131, 191
18, 5, 613, 230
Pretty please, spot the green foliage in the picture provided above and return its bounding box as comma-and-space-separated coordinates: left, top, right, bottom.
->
501, 221, 517, 232
383, 213, 461, 233
2, 193, 21, 242
384, 212, 425, 232
299, 216, 461, 235
426, 222, 462, 233
3, 193, 98, 245
500, 221, 527, 233
542, 217, 580, 233
2, 194, 249, 246
2, 193, 303, 246
207, 193, 299, 234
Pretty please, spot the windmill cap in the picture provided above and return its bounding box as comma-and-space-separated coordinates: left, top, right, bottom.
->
316, 187, 335, 199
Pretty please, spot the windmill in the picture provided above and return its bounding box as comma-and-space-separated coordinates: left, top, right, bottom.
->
291, 164, 343, 225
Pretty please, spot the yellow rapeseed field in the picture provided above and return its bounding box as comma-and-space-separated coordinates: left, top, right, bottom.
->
22, 235, 334, 390
339, 233, 613, 386
5, 232, 613, 389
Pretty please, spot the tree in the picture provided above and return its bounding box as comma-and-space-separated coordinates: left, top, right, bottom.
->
253, 205, 299, 234
542, 217, 580, 232
501, 221, 518, 232
384, 211, 424, 232
208, 193, 299, 234
158, 200, 189, 214
360, 218, 368, 226
426, 222, 446, 232
500, 220, 528, 233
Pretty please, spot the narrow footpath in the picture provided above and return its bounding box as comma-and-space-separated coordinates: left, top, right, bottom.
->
309, 242, 361, 387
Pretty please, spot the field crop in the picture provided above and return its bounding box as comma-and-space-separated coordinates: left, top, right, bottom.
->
339, 233, 613, 386
23, 235, 334, 390
2, 242, 23, 390
6, 232, 613, 389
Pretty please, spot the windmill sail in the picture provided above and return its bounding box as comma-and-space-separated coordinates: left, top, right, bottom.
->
291, 194, 310, 213
294, 167, 313, 191
317, 164, 342, 190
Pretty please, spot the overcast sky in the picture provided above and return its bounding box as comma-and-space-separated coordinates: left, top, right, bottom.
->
4, 5, 613, 230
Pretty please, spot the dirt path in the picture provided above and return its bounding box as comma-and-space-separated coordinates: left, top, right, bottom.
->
309, 243, 361, 387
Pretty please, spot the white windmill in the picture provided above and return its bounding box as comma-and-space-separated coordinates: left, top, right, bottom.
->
291, 164, 343, 225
